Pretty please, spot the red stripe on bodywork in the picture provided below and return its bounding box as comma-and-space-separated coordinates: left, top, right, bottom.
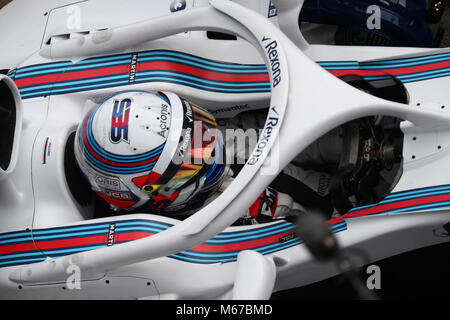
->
0, 241, 37, 255
327, 193, 450, 226
35, 235, 106, 250
15, 65, 130, 88
31, 228, 295, 255
330, 69, 390, 77
370, 60, 450, 76
115, 231, 152, 243
15, 61, 269, 88
137, 61, 270, 82
329, 60, 450, 78
12, 55, 450, 91
189, 230, 295, 253
110, 229, 295, 253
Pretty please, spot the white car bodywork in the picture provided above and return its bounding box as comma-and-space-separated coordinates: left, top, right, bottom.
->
1, 0, 450, 299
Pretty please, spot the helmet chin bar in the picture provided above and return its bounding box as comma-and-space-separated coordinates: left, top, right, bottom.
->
11, 0, 450, 284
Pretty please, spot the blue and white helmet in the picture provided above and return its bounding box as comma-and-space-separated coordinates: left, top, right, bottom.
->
74, 90, 227, 212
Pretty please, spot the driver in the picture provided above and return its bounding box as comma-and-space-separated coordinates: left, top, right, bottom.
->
74, 90, 337, 223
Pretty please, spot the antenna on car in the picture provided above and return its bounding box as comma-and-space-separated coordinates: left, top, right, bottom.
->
294, 210, 379, 300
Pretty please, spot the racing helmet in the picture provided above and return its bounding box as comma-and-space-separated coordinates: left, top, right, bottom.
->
74, 90, 227, 212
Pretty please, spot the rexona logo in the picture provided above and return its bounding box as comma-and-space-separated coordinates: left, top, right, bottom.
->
262, 36, 281, 88
184, 101, 194, 123
110, 98, 132, 144
248, 106, 279, 165
178, 127, 192, 158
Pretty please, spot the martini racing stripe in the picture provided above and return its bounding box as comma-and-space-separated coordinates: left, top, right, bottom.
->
14, 54, 132, 79
14, 61, 72, 78
170, 239, 303, 264
11, 50, 271, 99
386, 184, 450, 199
3, 183, 450, 268
136, 70, 269, 87
15, 64, 131, 88
328, 183, 450, 226
359, 52, 450, 68
19, 74, 131, 93
0, 219, 346, 267
0, 229, 32, 242
136, 61, 268, 82
137, 50, 268, 72
0, 229, 44, 268
0, 220, 170, 267
319, 51, 450, 84
133, 76, 270, 93
9, 50, 450, 100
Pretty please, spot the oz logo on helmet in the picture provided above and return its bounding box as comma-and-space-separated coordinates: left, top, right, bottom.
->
110, 98, 132, 144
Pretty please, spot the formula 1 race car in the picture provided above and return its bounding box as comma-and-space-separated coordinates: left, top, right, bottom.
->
1, 0, 450, 300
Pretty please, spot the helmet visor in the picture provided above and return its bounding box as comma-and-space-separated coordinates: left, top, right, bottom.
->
163, 104, 219, 190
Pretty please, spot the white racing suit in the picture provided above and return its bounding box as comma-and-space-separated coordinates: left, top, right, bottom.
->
214, 109, 342, 223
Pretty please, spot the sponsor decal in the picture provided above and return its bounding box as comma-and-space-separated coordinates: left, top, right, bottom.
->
178, 127, 192, 158
102, 189, 133, 200
110, 98, 132, 144
158, 103, 170, 138
249, 187, 278, 218
95, 174, 121, 189
184, 101, 194, 123
268, 1, 277, 18
106, 224, 116, 246
264, 188, 278, 211
170, 0, 186, 12
128, 54, 138, 83
210, 104, 250, 116
248, 107, 279, 165
262, 36, 281, 88
278, 232, 296, 243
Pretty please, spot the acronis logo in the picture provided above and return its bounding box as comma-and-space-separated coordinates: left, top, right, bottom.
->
110, 98, 132, 144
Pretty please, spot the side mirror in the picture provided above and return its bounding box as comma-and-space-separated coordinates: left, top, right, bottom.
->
0, 75, 22, 180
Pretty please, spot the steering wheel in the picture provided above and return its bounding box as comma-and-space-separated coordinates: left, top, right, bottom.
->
11, 0, 450, 284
